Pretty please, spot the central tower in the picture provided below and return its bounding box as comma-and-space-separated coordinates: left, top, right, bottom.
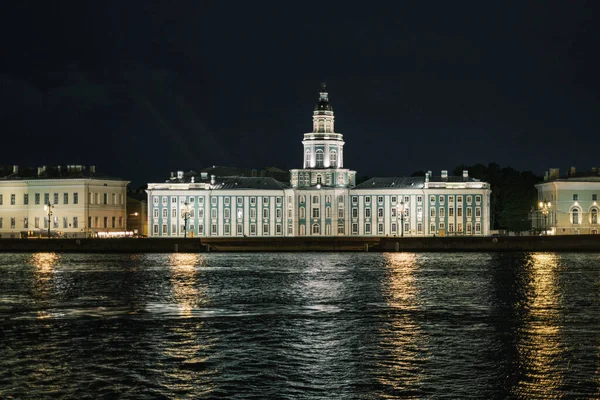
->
302, 83, 345, 169
290, 84, 356, 188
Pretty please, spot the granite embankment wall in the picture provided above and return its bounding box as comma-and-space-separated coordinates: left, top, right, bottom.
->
0, 235, 599, 253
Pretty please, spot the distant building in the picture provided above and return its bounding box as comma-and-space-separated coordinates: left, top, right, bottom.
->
146, 85, 492, 238
127, 188, 148, 237
534, 167, 600, 235
0, 165, 129, 238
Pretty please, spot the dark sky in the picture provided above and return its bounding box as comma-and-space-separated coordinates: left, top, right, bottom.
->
1, 1, 598, 186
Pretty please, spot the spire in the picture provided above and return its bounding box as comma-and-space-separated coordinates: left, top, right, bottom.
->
314, 82, 333, 111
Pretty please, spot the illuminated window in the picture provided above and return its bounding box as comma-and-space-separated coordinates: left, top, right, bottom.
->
592, 208, 598, 224
572, 209, 580, 224
316, 150, 324, 168
10, 194, 15, 205
330, 150, 337, 168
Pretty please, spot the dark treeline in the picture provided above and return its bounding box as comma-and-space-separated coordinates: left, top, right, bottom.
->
453, 163, 541, 232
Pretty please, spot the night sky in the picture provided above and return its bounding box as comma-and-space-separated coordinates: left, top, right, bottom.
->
1, 1, 598, 187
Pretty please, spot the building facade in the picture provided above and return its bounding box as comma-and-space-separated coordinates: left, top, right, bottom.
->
534, 168, 600, 235
0, 165, 129, 238
146, 85, 491, 238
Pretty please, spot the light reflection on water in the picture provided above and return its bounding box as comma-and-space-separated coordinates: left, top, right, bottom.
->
0, 252, 599, 398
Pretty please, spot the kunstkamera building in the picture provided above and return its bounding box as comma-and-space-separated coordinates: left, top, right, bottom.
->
146, 85, 491, 238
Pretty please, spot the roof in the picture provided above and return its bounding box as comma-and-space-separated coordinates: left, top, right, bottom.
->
212, 176, 289, 190
0, 165, 127, 182
354, 177, 425, 189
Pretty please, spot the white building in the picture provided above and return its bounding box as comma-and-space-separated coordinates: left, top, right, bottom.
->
147, 85, 491, 238
534, 167, 600, 235
0, 165, 129, 238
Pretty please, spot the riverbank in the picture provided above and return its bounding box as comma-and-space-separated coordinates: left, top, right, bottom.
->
0, 235, 599, 253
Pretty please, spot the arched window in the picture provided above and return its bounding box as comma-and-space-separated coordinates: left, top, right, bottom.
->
299, 207, 305, 219
326, 207, 331, 218
572, 208, 580, 224
312, 223, 320, 234
330, 150, 337, 168
316, 150, 324, 168
591, 208, 598, 224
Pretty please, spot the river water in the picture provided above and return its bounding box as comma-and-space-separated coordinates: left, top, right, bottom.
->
1, 252, 599, 399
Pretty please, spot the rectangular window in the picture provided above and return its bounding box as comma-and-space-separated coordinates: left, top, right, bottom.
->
593, 194, 598, 201
250, 197, 256, 205
338, 208, 344, 218
391, 222, 397, 233
430, 208, 436, 217
430, 195, 435, 203
263, 224, 269, 235
365, 197, 371, 204
288, 225, 293, 235
103, 193, 108, 205
475, 223, 481, 233
162, 224, 168, 234
378, 208, 384, 218
263, 197, 269, 205
153, 224, 159, 234
378, 196, 384, 204
458, 208, 463, 217
44, 217, 48, 229
458, 223, 463, 233
54, 193, 59, 204
224, 197, 230, 206
250, 208, 256, 218
417, 222, 423, 233
199, 197, 204, 205
573, 194, 578, 201
23, 217, 28, 229
476, 207, 481, 217
404, 223, 409, 233
224, 224, 230, 235
263, 208, 269, 218
467, 208, 472, 217
53, 217, 58, 229
35, 217, 40, 228
457, 196, 463, 203
23, 194, 28, 205
11, 217, 15, 229
74, 192, 79, 204
63, 217, 68, 229
35, 193, 40, 205
162, 209, 167, 218
439, 207, 445, 217
224, 209, 231, 219
44, 193, 50, 204
352, 208, 358, 218
312, 207, 320, 218
250, 224, 256, 235
172, 197, 177, 204
211, 209, 217, 219
276, 209, 282, 219
153, 196, 159, 205
365, 208, 371, 218
439, 222, 445, 230
467, 195, 472, 204
475, 195, 481, 204
172, 224, 177, 235
103, 217, 108, 228
449, 207, 454, 217
162, 196, 168, 205
89, 216, 92, 228
449, 196, 454, 203
352, 223, 358, 234
11, 194, 15, 205
439, 196, 445, 205
312, 195, 319, 204
391, 196, 397, 203
154, 209, 159, 218
237, 223, 243, 235
378, 223, 384, 234
112, 193, 116, 205
199, 224, 204, 235
73, 217, 78, 228
237, 197, 243, 205
352, 196, 358, 204
0, 194, 3, 205
112, 216, 116, 228
365, 223, 371, 234
404, 196, 409, 203
199, 209, 204, 218
172, 209, 177, 218
337, 225, 344, 234
417, 195, 423, 203
430, 224, 436, 233
449, 223, 454, 232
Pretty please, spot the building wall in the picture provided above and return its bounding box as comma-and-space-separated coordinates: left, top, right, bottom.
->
536, 180, 600, 235
0, 178, 129, 238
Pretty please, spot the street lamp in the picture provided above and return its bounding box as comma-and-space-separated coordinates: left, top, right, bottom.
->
43, 202, 54, 238
182, 202, 191, 238
397, 201, 408, 237
539, 200, 551, 235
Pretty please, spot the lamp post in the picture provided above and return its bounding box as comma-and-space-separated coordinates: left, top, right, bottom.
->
182, 202, 191, 238
43, 202, 54, 238
397, 201, 408, 237
539, 200, 551, 235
